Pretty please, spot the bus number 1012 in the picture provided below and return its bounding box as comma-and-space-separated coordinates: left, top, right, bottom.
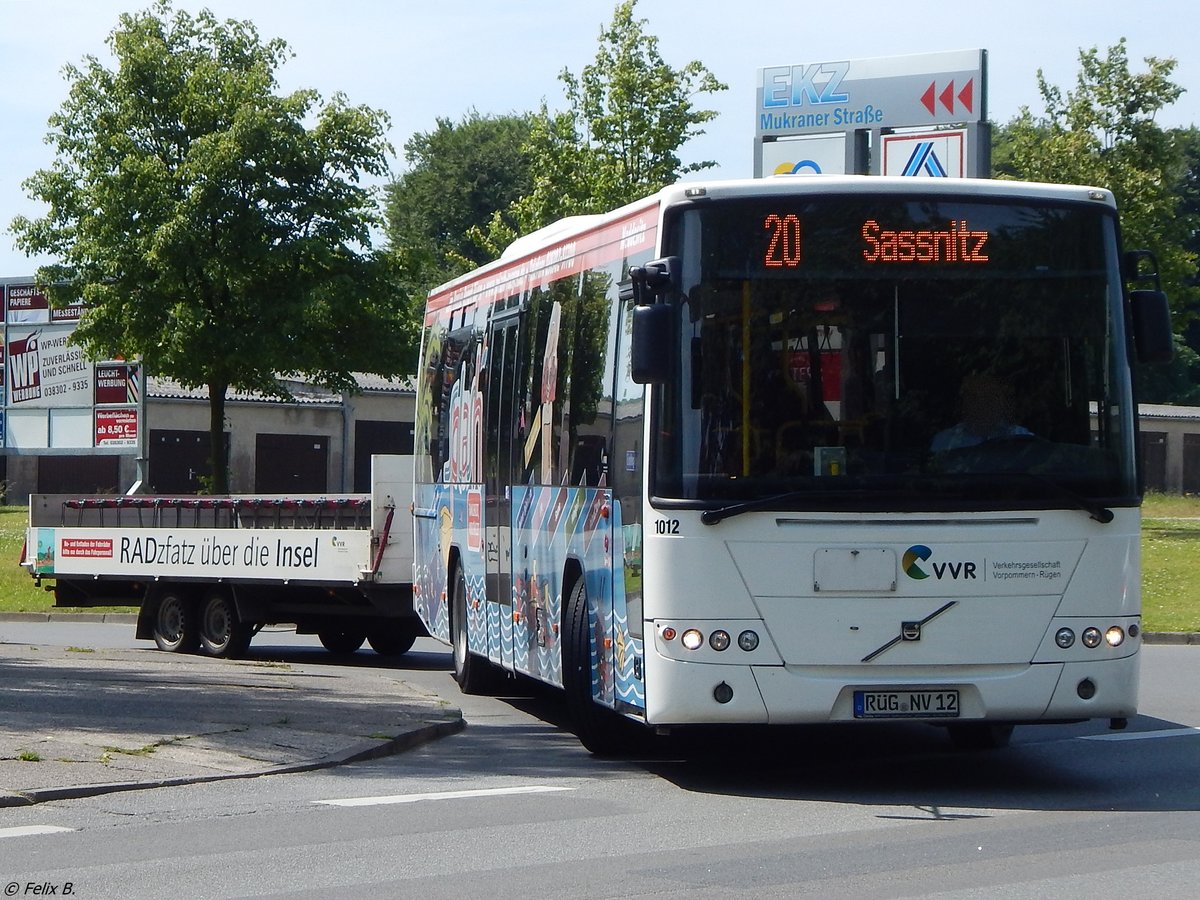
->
653, 518, 681, 535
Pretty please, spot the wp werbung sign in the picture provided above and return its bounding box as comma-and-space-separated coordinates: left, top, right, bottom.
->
7, 325, 93, 408
2, 281, 139, 451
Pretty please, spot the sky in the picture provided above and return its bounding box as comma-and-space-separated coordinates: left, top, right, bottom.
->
1, 0, 1198, 277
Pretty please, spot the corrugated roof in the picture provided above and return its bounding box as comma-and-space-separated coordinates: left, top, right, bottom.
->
148, 373, 415, 404
1139, 404, 1200, 421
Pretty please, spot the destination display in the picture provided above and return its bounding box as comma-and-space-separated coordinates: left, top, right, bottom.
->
695, 197, 1109, 277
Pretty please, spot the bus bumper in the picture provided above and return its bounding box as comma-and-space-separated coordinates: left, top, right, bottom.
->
643, 653, 1139, 726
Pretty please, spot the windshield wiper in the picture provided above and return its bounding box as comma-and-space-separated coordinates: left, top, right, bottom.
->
701, 490, 840, 526
979, 472, 1114, 524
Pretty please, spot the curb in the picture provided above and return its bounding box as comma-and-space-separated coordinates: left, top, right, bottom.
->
0, 612, 138, 624
0, 717, 465, 808
1142, 632, 1200, 645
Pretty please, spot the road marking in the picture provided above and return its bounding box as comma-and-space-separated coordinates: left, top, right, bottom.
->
1080, 726, 1200, 742
315, 785, 574, 808
0, 826, 75, 839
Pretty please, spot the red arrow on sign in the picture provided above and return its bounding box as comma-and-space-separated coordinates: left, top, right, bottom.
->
957, 78, 974, 113
919, 78, 975, 116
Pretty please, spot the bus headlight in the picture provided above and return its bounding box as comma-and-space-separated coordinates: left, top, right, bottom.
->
738, 630, 760, 652
709, 630, 731, 651
1082, 627, 1103, 649
1105, 626, 1125, 647
1055, 627, 1076, 649
681, 629, 704, 650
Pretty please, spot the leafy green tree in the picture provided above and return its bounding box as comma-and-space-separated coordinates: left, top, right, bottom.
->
477, 0, 727, 253
994, 40, 1199, 401
10, 1, 413, 492
384, 111, 534, 297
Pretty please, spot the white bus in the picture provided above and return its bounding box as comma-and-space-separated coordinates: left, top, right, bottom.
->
412, 175, 1172, 753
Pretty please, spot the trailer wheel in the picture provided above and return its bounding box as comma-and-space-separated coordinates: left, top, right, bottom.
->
367, 625, 417, 657
318, 630, 366, 654
451, 564, 494, 693
198, 590, 253, 659
152, 590, 198, 654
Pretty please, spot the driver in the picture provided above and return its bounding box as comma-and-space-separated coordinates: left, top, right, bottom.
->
932, 373, 1031, 452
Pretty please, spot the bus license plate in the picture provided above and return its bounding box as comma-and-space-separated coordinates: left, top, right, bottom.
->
854, 689, 959, 719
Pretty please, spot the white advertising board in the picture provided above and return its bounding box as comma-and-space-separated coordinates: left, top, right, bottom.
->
760, 134, 847, 176
881, 129, 968, 177
33, 526, 374, 584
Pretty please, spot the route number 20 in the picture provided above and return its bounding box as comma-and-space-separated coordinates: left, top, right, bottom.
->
764, 213, 802, 268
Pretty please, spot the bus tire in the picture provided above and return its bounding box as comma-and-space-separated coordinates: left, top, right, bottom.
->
318, 630, 366, 654
451, 563, 494, 694
367, 624, 417, 657
947, 723, 1014, 751
198, 590, 253, 659
563, 577, 642, 756
152, 589, 198, 654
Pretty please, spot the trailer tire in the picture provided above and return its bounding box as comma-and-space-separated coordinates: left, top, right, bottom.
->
451, 563, 494, 694
198, 590, 253, 659
152, 590, 198, 654
367, 625, 417, 657
318, 630, 366, 654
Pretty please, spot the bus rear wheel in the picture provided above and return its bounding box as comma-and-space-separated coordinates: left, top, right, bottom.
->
198, 590, 253, 659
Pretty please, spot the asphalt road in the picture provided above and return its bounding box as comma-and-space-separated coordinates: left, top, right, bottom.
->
0, 621, 1197, 899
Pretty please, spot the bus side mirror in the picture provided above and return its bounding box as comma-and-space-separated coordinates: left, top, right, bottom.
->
631, 303, 673, 384
624, 257, 680, 307
1130, 289, 1173, 364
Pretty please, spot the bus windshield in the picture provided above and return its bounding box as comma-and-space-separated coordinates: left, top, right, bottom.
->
652, 193, 1137, 511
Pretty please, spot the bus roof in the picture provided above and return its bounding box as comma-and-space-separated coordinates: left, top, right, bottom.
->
425, 175, 1118, 314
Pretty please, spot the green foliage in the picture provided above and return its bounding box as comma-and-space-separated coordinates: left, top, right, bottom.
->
478, 0, 727, 252
0, 506, 132, 613
994, 39, 1199, 404
384, 111, 534, 296
10, 1, 416, 492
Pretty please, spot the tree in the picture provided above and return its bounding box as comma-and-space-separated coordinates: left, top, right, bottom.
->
478, 0, 727, 253
10, 1, 414, 493
993, 40, 1199, 401
383, 111, 533, 297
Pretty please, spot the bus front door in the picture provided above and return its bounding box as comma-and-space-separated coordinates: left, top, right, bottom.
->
485, 312, 520, 671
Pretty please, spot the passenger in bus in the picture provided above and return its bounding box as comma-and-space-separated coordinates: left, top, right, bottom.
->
931, 373, 1032, 453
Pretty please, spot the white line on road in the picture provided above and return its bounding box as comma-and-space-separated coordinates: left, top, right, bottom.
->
1080, 726, 1200, 742
0, 826, 75, 839
315, 785, 574, 808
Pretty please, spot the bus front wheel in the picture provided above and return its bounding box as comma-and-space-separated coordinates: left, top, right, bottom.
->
563, 578, 643, 756
451, 565, 494, 694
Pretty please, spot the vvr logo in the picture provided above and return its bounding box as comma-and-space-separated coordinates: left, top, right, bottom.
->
903, 545, 978, 581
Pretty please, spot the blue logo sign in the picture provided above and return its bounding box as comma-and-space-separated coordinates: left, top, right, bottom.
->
901, 142, 948, 177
